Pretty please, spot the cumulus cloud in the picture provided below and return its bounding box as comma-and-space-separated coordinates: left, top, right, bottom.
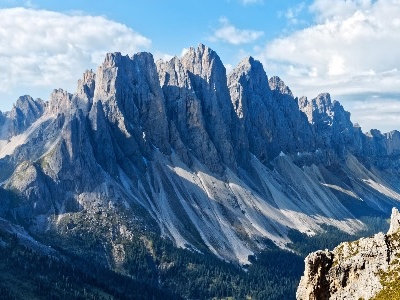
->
209, 17, 264, 45
0, 7, 151, 110
257, 0, 400, 131
310, 0, 375, 21
344, 94, 400, 132
282, 2, 306, 25
153, 52, 174, 62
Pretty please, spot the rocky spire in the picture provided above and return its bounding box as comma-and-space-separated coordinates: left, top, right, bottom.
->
186, 44, 236, 169
388, 207, 400, 235
228, 56, 270, 163
268, 75, 293, 97
228, 57, 314, 162
6, 95, 45, 137
46, 89, 72, 116
157, 56, 221, 172
92, 51, 170, 156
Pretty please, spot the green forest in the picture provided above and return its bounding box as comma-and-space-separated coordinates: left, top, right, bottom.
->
0, 215, 389, 300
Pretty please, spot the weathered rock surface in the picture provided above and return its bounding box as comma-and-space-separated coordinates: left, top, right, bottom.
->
0, 95, 45, 140
297, 207, 400, 300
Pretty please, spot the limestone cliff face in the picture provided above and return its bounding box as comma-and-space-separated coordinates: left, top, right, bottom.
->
298, 93, 360, 158
157, 50, 228, 173
297, 207, 400, 300
180, 45, 235, 169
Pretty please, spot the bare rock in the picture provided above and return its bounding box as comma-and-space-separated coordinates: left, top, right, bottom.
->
388, 207, 400, 235
297, 207, 400, 300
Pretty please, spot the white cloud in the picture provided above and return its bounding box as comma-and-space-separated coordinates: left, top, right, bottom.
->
0, 7, 151, 110
181, 48, 189, 57
310, 0, 375, 21
209, 17, 264, 45
328, 55, 346, 76
256, 0, 400, 131
153, 52, 174, 62
283, 2, 306, 25
344, 96, 400, 132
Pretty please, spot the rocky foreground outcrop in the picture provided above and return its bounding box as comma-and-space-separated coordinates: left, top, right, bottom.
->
297, 207, 400, 300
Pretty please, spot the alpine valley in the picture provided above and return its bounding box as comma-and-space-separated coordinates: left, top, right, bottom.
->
0, 44, 399, 299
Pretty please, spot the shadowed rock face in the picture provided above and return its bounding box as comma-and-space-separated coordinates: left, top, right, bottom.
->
1, 44, 400, 264
228, 57, 316, 163
0, 95, 45, 139
157, 49, 230, 174
297, 208, 400, 300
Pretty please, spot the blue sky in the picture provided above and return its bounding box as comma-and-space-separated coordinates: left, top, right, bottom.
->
11, 0, 312, 52
0, 0, 400, 132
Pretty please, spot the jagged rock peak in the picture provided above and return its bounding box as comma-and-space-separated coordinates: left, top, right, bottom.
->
77, 69, 96, 99
102, 52, 125, 67
228, 55, 271, 119
388, 207, 400, 235
314, 93, 333, 110
181, 43, 226, 80
298, 93, 334, 125
0, 95, 46, 137
102, 51, 155, 68
366, 128, 383, 137
93, 49, 170, 154
82, 69, 95, 83
46, 88, 72, 115
236, 56, 257, 68
184, 43, 216, 62
187, 43, 217, 59
11, 95, 45, 118
132, 51, 155, 61
268, 76, 293, 97
14, 95, 38, 107
231, 56, 267, 81
298, 92, 332, 108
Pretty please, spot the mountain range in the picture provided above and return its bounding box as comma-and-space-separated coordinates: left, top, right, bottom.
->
1, 43, 400, 299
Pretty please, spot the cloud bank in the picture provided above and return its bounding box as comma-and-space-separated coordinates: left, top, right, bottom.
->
0, 7, 150, 110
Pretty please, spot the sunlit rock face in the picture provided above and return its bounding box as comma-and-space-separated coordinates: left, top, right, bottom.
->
297, 208, 400, 300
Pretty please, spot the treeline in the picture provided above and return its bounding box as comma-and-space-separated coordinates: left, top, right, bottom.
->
121, 234, 304, 300
0, 231, 178, 300
0, 229, 303, 300
0, 214, 388, 300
